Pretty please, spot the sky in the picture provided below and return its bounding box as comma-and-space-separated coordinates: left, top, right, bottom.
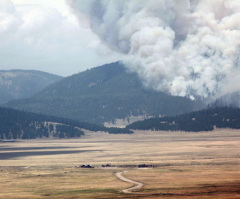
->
2, 0, 240, 100
0, 0, 120, 76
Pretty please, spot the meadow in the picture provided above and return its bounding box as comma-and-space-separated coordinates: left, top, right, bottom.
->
0, 129, 240, 199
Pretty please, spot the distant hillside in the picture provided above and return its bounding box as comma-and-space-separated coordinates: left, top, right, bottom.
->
127, 107, 240, 132
210, 91, 240, 108
0, 70, 63, 104
5, 62, 204, 124
0, 107, 133, 139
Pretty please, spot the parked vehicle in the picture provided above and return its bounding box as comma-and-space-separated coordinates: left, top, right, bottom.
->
80, 164, 94, 168
102, 163, 111, 167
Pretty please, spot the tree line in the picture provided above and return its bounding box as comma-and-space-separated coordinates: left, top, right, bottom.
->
0, 107, 133, 139
127, 107, 240, 132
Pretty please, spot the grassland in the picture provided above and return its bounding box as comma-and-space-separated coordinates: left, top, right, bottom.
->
0, 129, 240, 198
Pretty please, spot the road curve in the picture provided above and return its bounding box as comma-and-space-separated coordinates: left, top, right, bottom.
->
116, 171, 144, 194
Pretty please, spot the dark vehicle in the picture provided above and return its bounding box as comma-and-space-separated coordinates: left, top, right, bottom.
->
138, 164, 152, 168
80, 164, 94, 168
102, 164, 111, 167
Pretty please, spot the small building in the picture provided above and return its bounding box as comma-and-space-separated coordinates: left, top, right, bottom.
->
0, 139, 17, 143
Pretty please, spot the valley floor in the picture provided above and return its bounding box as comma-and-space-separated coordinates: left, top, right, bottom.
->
0, 129, 240, 198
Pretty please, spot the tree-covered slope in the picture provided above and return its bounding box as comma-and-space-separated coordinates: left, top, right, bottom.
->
0, 107, 133, 139
0, 70, 63, 104
127, 107, 240, 132
5, 62, 204, 124
210, 91, 240, 108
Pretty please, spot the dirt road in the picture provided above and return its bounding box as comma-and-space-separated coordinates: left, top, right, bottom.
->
115, 171, 144, 194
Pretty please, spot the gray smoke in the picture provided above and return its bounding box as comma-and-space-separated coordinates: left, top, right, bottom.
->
68, 0, 240, 100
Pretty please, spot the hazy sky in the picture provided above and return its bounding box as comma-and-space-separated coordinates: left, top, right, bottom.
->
2, 0, 240, 99
0, 0, 120, 76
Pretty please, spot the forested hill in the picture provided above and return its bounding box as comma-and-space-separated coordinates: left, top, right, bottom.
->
0, 70, 63, 104
210, 91, 240, 108
127, 107, 240, 132
0, 107, 133, 139
5, 62, 204, 124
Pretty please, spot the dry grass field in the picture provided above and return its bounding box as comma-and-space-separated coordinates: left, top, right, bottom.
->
0, 129, 240, 199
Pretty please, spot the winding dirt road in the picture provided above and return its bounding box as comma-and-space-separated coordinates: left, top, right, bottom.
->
115, 171, 144, 194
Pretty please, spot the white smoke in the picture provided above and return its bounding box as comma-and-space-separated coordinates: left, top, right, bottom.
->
68, 0, 240, 99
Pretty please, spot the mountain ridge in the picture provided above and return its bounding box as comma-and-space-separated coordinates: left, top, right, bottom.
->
5, 62, 204, 124
0, 69, 63, 104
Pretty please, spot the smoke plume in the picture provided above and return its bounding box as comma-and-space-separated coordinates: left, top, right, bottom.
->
68, 0, 240, 100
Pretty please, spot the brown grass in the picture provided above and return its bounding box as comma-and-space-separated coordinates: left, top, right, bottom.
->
0, 129, 240, 198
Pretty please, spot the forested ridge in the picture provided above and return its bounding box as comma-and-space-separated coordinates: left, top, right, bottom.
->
0, 70, 62, 104
0, 107, 133, 139
127, 107, 240, 132
5, 62, 203, 124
